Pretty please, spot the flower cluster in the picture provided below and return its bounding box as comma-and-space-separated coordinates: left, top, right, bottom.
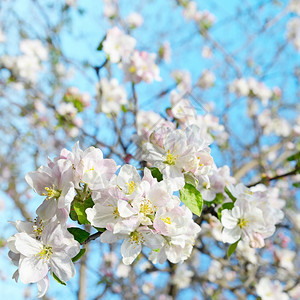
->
142, 124, 214, 190
102, 27, 161, 84
96, 78, 127, 114
221, 183, 284, 248
229, 77, 276, 106
87, 165, 201, 264
1, 39, 48, 84
182, 1, 216, 32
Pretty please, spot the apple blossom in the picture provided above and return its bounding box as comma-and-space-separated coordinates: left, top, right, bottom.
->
103, 27, 136, 63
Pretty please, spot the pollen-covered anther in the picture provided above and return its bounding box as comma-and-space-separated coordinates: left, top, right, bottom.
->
130, 231, 145, 247
36, 245, 53, 262
160, 216, 172, 225
238, 218, 248, 229
113, 207, 120, 218
42, 186, 61, 199
126, 181, 137, 195
32, 218, 44, 237
140, 199, 154, 215
165, 150, 178, 165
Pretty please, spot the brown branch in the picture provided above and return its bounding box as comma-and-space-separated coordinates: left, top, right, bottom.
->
247, 166, 300, 188
82, 231, 103, 245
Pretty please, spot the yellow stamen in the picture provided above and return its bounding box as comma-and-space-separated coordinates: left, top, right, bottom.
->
129, 66, 136, 73
165, 150, 178, 165
130, 231, 145, 247
42, 187, 61, 199
126, 181, 137, 195
113, 207, 120, 218
238, 218, 248, 229
160, 217, 172, 225
140, 199, 154, 215
33, 218, 44, 237
36, 245, 53, 261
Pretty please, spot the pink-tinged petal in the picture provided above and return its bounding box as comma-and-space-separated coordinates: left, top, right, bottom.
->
36, 199, 57, 221
148, 181, 170, 207
142, 167, 157, 187
113, 217, 140, 234
222, 227, 241, 244
19, 256, 48, 284
15, 233, 42, 256
221, 210, 238, 229
98, 159, 118, 180
25, 170, 53, 195
37, 276, 49, 298
121, 237, 142, 265
50, 253, 75, 282
57, 208, 69, 224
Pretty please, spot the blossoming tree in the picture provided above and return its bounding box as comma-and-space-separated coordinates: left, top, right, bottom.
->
1, 0, 300, 299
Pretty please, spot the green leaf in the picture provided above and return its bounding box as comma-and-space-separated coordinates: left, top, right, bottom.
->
94, 227, 106, 232
227, 240, 239, 258
73, 197, 95, 224
67, 227, 90, 244
293, 182, 300, 188
150, 167, 163, 182
184, 172, 199, 188
218, 202, 234, 220
212, 193, 224, 205
72, 248, 86, 262
224, 187, 236, 202
179, 183, 203, 217
69, 203, 78, 221
121, 104, 128, 113
287, 152, 300, 162
52, 272, 66, 286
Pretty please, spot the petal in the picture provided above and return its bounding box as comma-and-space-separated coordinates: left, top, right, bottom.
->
86, 204, 115, 228
25, 170, 53, 195
15, 233, 42, 256
19, 256, 48, 284
222, 227, 241, 244
100, 230, 125, 244
58, 184, 76, 208
50, 253, 75, 282
221, 210, 238, 229
37, 276, 50, 298
118, 200, 135, 218
121, 238, 142, 265
36, 199, 57, 221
